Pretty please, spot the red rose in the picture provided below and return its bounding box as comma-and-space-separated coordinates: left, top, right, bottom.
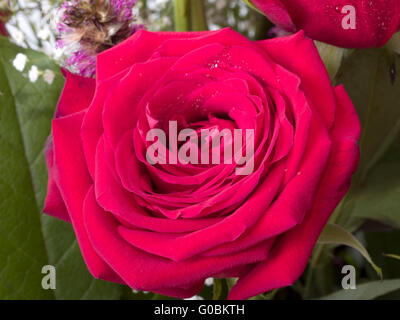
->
44, 28, 360, 299
0, 22, 6, 36
0, 11, 10, 37
250, 0, 400, 48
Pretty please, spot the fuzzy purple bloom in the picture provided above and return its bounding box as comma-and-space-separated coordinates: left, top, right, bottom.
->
57, 0, 142, 77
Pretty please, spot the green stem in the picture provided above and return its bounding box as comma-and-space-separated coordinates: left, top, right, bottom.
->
173, 0, 191, 32
303, 245, 323, 298
189, 0, 208, 31
304, 191, 351, 298
174, 0, 208, 32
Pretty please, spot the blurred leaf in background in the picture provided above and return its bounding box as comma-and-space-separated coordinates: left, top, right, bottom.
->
0, 37, 55, 299
0, 36, 129, 299
302, 40, 400, 299
319, 279, 400, 300
350, 142, 400, 228
365, 230, 400, 299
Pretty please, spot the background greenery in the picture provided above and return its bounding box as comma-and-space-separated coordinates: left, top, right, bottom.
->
0, 0, 399, 300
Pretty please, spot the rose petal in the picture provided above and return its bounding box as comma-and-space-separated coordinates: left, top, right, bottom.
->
55, 70, 95, 118
228, 85, 360, 300
84, 187, 270, 291
257, 31, 336, 130
52, 111, 122, 282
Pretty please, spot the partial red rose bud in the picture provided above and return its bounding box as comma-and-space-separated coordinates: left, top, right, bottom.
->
249, 0, 400, 48
0, 21, 7, 37
0, 1, 11, 37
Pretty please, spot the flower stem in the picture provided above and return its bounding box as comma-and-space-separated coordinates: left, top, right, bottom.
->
173, 0, 191, 31
173, 0, 208, 32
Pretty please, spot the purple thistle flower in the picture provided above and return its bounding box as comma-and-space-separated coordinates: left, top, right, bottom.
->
57, 0, 143, 78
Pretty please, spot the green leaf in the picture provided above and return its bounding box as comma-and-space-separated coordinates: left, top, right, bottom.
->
0, 37, 124, 299
365, 231, 400, 280
337, 48, 400, 187
318, 224, 382, 278
315, 41, 345, 82
384, 254, 400, 261
350, 142, 400, 228
0, 43, 53, 299
305, 245, 340, 298
249, 289, 278, 300
42, 218, 123, 299
387, 32, 400, 55
319, 279, 400, 300
225, 278, 237, 292
331, 48, 400, 229
310, 49, 400, 281
242, 0, 264, 15
212, 278, 223, 300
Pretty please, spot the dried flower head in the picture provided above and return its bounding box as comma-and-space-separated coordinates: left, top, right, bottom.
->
57, 0, 142, 77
